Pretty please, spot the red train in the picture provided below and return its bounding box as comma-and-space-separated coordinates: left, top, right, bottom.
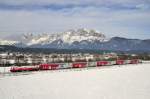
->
10, 59, 142, 72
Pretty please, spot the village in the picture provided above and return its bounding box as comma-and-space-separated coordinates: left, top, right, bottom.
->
0, 52, 119, 66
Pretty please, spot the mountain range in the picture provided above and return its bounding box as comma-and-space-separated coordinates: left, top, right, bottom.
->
0, 28, 150, 52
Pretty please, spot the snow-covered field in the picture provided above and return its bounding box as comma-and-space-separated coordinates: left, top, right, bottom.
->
0, 67, 11, 73
0, 63, 150, 99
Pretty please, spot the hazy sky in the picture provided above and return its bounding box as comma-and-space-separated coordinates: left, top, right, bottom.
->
0, 0, 150, 39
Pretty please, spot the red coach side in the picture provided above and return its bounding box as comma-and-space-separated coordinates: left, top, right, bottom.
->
39, 64, 59, 70
116, 60, 125, 65
97, 61, 109, 66
130, 59, 139, 64
72, 62, 87, 68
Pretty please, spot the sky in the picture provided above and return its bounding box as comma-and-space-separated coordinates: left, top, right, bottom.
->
0, 0, 150, 39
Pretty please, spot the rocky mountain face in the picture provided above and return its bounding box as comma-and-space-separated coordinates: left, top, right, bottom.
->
0, 28, 150, 52
22, 28, 107, 46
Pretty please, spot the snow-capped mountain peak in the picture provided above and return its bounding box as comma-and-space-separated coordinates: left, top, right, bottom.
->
60, 28, 107, 44
23, 28, 107, 46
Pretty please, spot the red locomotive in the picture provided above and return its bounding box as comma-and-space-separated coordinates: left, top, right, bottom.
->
10, 66, 39, 72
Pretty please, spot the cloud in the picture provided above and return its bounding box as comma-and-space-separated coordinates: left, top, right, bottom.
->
0, 0, 150, 39
0, 0, 150, 10
0, 0, 149, 5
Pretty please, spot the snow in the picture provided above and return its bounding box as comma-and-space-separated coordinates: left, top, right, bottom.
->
24, 28, 107, 46
27, 35, 50, 46
62, 35, 102, 44
60, 29, 106, 44
0, 39, 18, 45
0, 67, 11, 73
0, 63, 150, 99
